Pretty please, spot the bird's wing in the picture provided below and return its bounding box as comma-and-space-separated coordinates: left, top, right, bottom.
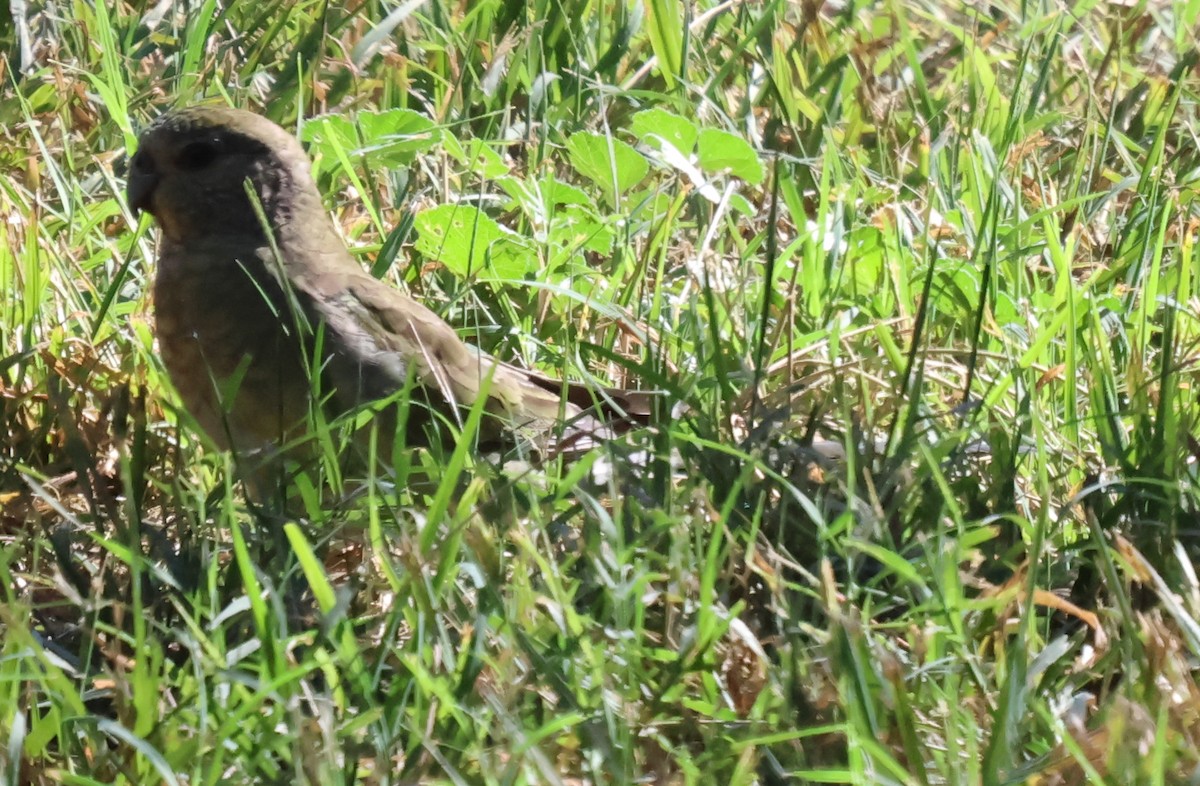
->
302, 269, 582, 429
284, 242, 653, 451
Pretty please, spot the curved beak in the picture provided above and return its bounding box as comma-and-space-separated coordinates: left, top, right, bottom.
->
126, 151, 159, 215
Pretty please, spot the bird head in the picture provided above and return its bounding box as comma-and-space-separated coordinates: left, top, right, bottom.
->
127, 106, 319, 245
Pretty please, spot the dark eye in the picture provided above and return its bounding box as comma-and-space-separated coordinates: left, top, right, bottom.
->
176, 140, 220, 170
129, 150, 151, 174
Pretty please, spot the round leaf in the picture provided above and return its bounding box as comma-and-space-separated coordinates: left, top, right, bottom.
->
413, 205, 533, 280
631, 108, 699, 154
566, 132, 649, 199
697, 128, 764, 184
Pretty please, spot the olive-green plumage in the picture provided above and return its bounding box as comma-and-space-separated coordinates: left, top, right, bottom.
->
128, 106, 649, 464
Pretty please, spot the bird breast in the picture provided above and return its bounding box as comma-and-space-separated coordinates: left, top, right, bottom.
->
152, 243, 312, 452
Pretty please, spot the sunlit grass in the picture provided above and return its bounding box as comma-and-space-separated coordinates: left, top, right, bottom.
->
3, 1, 1200, 783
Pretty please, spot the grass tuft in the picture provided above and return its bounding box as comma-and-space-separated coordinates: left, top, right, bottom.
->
3, 0, 1200, 782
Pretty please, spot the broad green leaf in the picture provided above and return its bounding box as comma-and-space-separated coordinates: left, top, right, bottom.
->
631, 108, 699, 154
697, 128, 764, 184
540, 176, 593, 208
566, 132, 649, 200
413, 204, 533, 279
301, 114, 358, 165
549, 206, 615, 256
444, 137, 510, 178
302, 108, 438, 172
354, 108, 439, 165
